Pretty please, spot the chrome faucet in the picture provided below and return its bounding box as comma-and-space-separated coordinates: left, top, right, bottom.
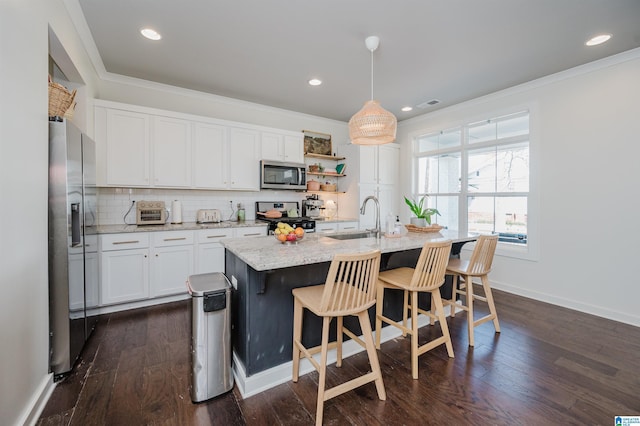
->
360, 195, 381, 239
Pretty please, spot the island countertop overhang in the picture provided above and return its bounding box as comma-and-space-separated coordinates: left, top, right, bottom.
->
221, 229, 479, 271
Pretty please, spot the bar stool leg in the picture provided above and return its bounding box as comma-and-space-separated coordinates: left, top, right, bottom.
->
432, 291, 454, 358
481, 275, 501, 333
336, 316, 343, 367
465, 274, 475, 347
375, 285, 384, 349
410, 291, 419, 379
357, 310, 386, 400
292, 299, 303, 382
315, 316, 331, 426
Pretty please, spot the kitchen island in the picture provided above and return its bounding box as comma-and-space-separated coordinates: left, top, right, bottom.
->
222, 229, 478, 397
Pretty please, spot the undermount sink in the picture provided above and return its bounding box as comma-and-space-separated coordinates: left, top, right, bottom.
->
326, 231, 376, 240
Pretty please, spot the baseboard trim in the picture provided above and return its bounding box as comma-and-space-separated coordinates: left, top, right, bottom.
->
17, 373, 55, 426
232, 308, 450, 399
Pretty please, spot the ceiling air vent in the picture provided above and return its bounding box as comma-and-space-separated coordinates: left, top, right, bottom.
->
416, 99, 441, 109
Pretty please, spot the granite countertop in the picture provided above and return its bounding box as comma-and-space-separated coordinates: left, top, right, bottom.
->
221, 228, 478, 271
97, 220, 268, 235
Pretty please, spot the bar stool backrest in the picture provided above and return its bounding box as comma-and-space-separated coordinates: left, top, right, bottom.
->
320, 250, 381, 316
408, 240, 453, 291
467, 234, 499, 275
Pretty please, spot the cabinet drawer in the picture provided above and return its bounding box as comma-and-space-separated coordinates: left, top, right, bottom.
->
316, 223, 338, 233
100, 233, 150, 251
196, 228, 234, 243
152, 230, 194, 247
234, 226, 267, 238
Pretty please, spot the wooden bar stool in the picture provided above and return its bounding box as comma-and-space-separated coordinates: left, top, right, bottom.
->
375, 240, 453, 379
291, 250, 385, 426
444, 234, 500, 347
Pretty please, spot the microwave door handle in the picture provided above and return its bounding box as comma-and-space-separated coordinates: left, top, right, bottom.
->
299, 169, 305, 186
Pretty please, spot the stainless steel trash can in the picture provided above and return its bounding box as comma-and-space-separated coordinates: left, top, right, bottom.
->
186, 272, 234, 402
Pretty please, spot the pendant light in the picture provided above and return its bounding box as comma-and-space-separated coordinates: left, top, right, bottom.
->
348, 36, 397, 145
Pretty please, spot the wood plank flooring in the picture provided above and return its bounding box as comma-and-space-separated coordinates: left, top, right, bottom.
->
37, 288, 640, 425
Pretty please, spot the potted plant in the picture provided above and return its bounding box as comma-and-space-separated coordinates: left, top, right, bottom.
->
404, 195, 440, 227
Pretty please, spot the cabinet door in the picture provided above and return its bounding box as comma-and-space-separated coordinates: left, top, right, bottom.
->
193, 122, 228, 189
153, 116, 192, 187
150, 245, 193, 297
105, 109, 150, 186
283, 134, 304, 163
378, 145, 399, 185
228, 127, 260, 190
197, 244, 226, 274
100, 248, 149, 305
359, 145, 378, 184
260, 132, 283, 161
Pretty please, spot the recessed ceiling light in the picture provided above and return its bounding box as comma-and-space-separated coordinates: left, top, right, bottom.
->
140, 28, 162, 41
401, 106, 413, 112
308, 79, 322, 86
585, 34, 611, 46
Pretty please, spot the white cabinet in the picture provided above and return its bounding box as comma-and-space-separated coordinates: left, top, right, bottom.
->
261, 131, 304, 163
193, 122, 227, 189
150, 231, 194, 297
195, 228, 234, 274
359, 144, 399, 186
315, 222, 338, 234
228, 127, 260, 190
152, 116, 192, 187
338, 221, 359, 232
98, 108, 151, 186
100, 234, 150, 306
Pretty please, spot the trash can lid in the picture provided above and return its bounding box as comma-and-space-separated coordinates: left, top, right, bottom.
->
187, 272, 231, 297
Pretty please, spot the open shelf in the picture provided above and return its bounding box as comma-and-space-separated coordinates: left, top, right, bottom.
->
304, 153, 346, 161
307, 172, 346, 178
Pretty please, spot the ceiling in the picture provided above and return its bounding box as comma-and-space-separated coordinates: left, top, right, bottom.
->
72, 0, 640, 122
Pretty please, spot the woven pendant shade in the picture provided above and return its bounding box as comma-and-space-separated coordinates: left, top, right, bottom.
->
349, 36, 397, 145
348, 100, 397, 145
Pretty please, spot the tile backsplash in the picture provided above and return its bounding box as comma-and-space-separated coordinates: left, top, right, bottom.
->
97, 187, 340, 225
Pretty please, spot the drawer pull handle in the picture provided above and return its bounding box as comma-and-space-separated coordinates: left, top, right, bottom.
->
163, 237, 187, 241
206, 235, 226, 239
242, 233, 261, 237
113, 240, 140, 245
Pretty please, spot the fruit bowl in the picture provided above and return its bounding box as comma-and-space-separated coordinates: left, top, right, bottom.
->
274, 222, 305, 244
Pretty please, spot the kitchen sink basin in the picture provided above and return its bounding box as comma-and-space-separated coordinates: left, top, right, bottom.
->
326, 231, 377, 240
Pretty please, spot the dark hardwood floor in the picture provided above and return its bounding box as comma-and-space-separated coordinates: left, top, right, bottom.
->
37, 288, 640, 425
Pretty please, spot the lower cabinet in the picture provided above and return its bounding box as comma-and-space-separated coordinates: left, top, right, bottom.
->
100, 226, 267, 309
150, 231, 194, 297
100, 233, 150, 306
315, 221, 359, 234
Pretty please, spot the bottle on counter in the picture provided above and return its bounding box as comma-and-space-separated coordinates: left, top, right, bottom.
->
237, 203, 245, 222
386, 213, 395, 235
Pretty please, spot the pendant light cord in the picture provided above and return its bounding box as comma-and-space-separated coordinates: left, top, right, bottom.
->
370, 49, 374, 101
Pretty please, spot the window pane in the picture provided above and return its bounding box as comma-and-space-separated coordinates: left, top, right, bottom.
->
433, 195, 458, 230
468, 147, 496, 192
496, 143, 529, 192
418, 154, 461, 194
416, 128, 461, 153
469, 120, 496, 144
495, 197, 527, 243
468, 196, 494, 233
497, 114, 528, 139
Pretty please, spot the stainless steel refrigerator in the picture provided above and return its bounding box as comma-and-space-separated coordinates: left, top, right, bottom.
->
48, 119, 99, 377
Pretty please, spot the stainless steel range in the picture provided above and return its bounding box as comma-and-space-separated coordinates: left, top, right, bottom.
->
255, 201, 316, 234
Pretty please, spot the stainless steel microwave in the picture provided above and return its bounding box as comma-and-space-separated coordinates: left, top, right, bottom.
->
260, 160, 307, 190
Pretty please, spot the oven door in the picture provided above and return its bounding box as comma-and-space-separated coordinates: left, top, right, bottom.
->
260, 160, 306, 190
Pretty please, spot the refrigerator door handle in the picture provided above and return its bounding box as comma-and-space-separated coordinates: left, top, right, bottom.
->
71, 203, 81, 247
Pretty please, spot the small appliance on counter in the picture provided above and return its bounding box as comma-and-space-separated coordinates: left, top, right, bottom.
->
302, 194, 324, 218
255, 201, 316, 234
197, 209, 222, 224
136, 201, 167, 225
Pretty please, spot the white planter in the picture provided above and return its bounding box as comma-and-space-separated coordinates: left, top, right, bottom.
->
410, 217, 427, 227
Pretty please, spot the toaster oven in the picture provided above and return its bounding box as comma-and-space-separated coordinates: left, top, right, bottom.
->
136, 201, 167, 225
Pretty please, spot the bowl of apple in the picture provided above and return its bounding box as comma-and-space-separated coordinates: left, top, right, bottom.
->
274, 222, 305, 244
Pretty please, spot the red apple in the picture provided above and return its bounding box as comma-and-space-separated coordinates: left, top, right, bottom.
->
286, 233, 297, 241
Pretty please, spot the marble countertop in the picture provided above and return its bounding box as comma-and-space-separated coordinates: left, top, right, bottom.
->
221, 228, 479, 271
97, 220, 268, 234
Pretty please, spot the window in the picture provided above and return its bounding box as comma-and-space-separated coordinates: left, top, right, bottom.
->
413, 111, 530, 247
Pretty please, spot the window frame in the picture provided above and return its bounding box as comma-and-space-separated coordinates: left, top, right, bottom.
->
410, 107, 539, 261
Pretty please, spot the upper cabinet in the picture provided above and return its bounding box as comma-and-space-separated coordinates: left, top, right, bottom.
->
97, 108, 151, 186
94, 100, 294, 191
153, 116, 192, 187
261, 131, 304, 163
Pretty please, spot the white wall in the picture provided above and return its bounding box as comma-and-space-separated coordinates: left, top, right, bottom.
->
397, 49, 640, 327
